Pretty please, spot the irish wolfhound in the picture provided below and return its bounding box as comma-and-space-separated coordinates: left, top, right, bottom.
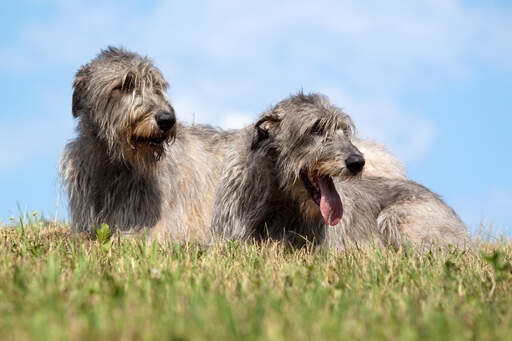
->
212, 93, 469, 250
59, 47, 237, 242
59, 47, 408, 243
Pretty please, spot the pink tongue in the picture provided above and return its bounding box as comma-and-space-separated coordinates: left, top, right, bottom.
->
317, 176, 343, 226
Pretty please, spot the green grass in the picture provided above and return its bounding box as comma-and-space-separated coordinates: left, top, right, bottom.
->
1, 217, 511, 341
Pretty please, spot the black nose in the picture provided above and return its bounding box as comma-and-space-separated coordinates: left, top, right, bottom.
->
155, 110, 176, 132
345, 154, 365, 174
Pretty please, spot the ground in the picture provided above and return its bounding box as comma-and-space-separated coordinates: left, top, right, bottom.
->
0, 216, 511, 340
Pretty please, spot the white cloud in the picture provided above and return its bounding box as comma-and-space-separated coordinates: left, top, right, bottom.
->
0, 0, 510, 170
454, 188, 512, 237
321, 88, 436, 162
220, 113, 254, 130
3, 1, 511, 77
173, 95, 256, 129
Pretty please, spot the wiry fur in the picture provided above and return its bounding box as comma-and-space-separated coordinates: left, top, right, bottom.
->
212, 93, 470, 251
213, 93, 364, 245
59, 47, 236, 242
59, 48, 416, 244
327, 177, 470, 251
70, 47, 176, 171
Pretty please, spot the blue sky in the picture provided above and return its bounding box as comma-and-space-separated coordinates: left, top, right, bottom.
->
0, 1, 510, 235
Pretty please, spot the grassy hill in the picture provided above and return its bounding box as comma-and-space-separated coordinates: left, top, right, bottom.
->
1, 217, 511, 340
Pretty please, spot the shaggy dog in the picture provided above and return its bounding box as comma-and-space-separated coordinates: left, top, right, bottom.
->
212, 93, 469, 250
60, 47, 418, 246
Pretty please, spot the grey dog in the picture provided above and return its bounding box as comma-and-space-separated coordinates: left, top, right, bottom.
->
212, 93, 469, 250
60, 47, 238, 242
60, 47, 431, 245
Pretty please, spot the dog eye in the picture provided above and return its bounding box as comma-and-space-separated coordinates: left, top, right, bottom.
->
310, 120, 322, 135
122, 73, 136, 92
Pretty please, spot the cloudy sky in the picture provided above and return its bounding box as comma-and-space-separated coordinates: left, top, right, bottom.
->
1, 1, 511, 235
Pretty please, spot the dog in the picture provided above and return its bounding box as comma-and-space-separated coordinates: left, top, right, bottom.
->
212, 93, 470, 250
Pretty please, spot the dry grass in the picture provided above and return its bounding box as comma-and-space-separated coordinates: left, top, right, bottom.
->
0, 216, 511, 340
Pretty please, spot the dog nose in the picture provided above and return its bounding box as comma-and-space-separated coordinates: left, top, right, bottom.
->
155, 111, 176, 132
345, 154, 365, 174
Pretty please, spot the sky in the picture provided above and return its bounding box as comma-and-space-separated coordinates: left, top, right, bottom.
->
0, 0, 510, 235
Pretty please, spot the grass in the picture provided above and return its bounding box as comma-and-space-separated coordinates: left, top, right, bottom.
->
1, 216, 512, 341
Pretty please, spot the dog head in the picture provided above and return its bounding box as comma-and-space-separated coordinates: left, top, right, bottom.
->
251, 92, 364, 226
72, 47, 176, 170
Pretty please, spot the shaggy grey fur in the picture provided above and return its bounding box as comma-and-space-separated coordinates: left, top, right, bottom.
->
59, 47, 435, 247
59, 47, 236, 242
212, 93, 470, 250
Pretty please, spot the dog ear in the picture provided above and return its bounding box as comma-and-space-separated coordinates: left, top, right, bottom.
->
72, 65, 90, 118
251, 113, 281, 150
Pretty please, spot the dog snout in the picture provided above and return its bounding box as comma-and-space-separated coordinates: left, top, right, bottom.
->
155, 110, 176, 132
345, 154, 365, 175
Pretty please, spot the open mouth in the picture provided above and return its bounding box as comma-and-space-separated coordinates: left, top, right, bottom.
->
300, 171, 343, 226
131, 134, 168, 146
